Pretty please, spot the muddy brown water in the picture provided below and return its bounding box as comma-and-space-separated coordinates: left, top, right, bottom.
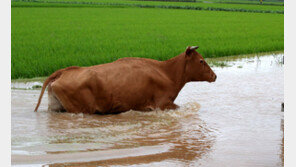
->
11, 54, 284, 167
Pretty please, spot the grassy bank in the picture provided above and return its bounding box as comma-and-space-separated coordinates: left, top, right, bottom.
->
12, 7, 283, 79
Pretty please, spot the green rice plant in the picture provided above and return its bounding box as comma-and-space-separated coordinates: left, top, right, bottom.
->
11, 7, 283, 79
134, 0, 284, 6
12, 0, 284, 14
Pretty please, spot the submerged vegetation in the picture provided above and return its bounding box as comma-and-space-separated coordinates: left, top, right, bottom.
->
11, 0, 283, 79
208, 61, 232, 68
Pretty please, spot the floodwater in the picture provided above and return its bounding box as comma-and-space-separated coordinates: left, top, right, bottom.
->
11, 54, 284, 167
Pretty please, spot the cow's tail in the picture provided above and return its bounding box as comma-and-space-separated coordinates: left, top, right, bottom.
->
34, 66, 80, 112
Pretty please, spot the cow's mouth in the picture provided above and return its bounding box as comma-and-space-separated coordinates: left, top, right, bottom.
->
209, 74, 217, 82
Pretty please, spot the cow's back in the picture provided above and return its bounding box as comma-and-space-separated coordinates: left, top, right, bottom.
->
89, 57, 169, 89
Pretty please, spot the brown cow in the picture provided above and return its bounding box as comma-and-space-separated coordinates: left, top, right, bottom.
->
34, 46, 216, 114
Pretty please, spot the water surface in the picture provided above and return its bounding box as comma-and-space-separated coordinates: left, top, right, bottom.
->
11, 54, 284, 166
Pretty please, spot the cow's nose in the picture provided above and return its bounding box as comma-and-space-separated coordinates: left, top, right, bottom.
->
213, 74, 217, 81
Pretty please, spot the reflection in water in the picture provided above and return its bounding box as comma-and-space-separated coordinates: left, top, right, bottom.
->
45, 104, 214, 166
12, 100, 215, 166
12, 54, 284, 166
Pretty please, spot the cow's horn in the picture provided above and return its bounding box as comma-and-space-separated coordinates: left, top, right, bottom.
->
190, 46, 199, 50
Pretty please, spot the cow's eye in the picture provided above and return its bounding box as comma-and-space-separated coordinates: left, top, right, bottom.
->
200, 59, 204, 64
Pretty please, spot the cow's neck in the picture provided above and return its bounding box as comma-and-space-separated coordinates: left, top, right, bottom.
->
162, 53, 188, 92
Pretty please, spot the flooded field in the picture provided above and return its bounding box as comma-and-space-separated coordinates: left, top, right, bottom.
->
11, 54, 284, 166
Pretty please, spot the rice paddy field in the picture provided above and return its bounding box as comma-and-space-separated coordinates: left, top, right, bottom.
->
12, 0, 284, 13
11, 0, 284, 79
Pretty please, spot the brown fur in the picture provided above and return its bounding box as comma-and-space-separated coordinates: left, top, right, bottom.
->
34, 47, 216, 114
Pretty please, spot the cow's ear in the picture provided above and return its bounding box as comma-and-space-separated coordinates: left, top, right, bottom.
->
185, 46, 199, 57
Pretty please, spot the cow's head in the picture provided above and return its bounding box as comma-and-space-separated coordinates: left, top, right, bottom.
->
184, 46, 217, 82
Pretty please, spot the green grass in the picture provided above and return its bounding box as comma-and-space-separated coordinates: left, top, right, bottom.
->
12, 0, 284, 14
134, 0, 284, 6
194, 0, 283, 5
12, 7, 283, 79
11, 77, 47, 83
